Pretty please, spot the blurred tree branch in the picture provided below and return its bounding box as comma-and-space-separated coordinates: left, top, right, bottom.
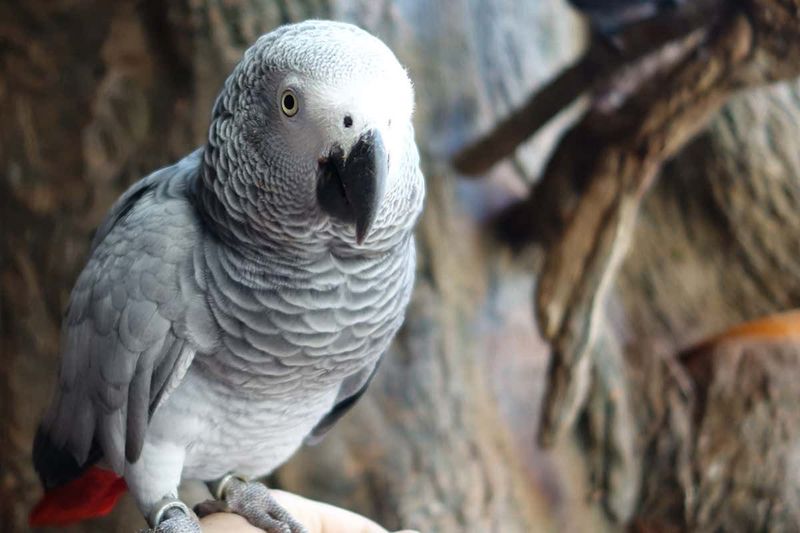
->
452, 0, 723, 176
453, 0, 800, 446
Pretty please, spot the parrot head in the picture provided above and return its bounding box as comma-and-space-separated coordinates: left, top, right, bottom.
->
203, 20, 423, 251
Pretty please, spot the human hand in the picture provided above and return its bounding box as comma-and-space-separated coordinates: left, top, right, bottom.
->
199, 490, 419, 533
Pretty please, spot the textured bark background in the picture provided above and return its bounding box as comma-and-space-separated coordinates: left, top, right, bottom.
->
2, 1, 799, 532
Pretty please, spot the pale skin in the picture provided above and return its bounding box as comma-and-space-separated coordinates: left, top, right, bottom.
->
200, 490, 418, 533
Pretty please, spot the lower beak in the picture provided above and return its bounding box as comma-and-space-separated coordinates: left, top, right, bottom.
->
317, 129, 388, 244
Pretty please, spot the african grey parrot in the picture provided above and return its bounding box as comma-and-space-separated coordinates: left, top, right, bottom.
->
32, 20, 424, 532
568, 0, 683, 34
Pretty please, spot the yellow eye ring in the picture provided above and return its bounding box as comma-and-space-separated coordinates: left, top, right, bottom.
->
281, 90, 298, 117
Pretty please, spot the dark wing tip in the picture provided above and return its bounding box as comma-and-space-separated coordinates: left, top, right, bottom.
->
33, 426, 101, 490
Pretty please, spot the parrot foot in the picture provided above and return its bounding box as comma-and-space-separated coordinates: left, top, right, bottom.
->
144, 498, 201, 533
200, 474, 308, 533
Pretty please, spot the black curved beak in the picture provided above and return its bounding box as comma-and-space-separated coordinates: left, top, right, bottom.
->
317, 129, 388, 244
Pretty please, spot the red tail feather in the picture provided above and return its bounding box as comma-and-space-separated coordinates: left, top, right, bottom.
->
29, 466, 127, 527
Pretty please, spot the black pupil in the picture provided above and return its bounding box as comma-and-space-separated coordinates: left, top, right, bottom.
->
283, 94, 295, 111
343, 115, 353, 128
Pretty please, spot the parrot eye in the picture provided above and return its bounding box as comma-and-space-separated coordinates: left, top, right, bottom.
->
280, 90, 298, 117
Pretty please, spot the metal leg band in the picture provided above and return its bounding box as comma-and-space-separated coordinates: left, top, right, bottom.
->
149, 497, 193, 527
207, 472, 250, 501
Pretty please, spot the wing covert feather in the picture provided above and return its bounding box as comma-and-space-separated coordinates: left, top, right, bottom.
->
42, 151, 214, 470
306, 358, 382, 444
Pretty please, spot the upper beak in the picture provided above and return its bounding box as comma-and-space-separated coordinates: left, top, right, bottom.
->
317, 129, 388, 244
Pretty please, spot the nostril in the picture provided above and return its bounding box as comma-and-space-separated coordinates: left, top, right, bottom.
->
343, 115, 353, 128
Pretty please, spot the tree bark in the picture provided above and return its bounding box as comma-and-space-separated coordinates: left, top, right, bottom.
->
611, 82, 800, 531
561, 80, 800, 532
1, 1, 589, 532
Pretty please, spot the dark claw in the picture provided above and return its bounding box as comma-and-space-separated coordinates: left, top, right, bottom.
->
193, 499, 230, 518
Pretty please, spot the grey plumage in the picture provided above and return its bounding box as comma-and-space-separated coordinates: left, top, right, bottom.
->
42, 160, 204, 470
34, 19, 424, 525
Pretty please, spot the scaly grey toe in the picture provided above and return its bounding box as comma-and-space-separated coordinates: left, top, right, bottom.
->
223, 478, 308, 533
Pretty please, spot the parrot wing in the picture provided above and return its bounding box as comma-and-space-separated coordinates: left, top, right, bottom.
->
34, 151, 216, 487
305, 358, 382, 444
